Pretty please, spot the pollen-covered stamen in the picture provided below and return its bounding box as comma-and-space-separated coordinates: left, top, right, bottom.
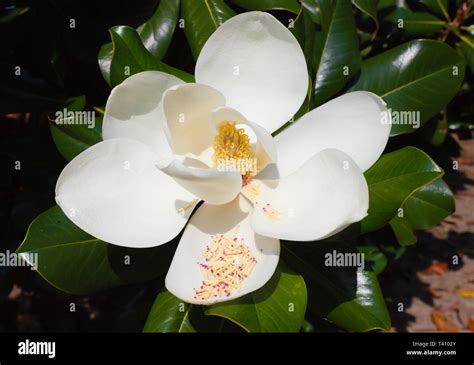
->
213, 122, 256, 176
193, 230, 257, 301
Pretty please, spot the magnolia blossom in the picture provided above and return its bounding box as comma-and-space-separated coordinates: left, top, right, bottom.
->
55, 12, 391, 304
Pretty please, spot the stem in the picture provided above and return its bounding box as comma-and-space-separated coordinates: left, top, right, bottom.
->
438, 0, 451, 22
93, 106, 105, 115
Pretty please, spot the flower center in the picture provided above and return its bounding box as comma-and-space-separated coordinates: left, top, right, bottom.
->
213, 122, 256, 182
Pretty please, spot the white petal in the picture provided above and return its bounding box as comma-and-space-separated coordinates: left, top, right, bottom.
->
274, 91, 391, 177
243, 149, 368, 241
165, 196, 280, 305
195, 11, 308, 133
55, 139, 197, 248
210, 106, 277, 174
102, 71, 184, 163
160, 160, 242, 205
161, 83, 225, 162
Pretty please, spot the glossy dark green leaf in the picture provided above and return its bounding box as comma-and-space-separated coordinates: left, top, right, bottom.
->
282, 242, 391, 332
143, 291, 237, 332
378, 0, 406, 12
230, 0, 300, 13
430, 113, 448, 146
385, 8, 445, 36
457, 39, 474, 73
290, 4, 316, 64
159, 63, 195, 83
181, 0, 235, 60
350, 40, 465, 135
109, 26, 162, 86
389, 178, 454, 245
98, 0, 180, 85
420, 0, 449, 17
100, 36, 193, 86
137, 0, 180, 59
356, 246, 388, 275
98, 43, 113, 86
401, 178, 454, 230
300, 0, 321, 22
50, 96, 103, 161
107, 26, 194, 87
143, 290, 196, 332
16, 206, 176, 295
311, 0, 361, 106
204, 264, 307, 332
389, 216, 417, 246
362, 146, 444, 233
352, 0, 379, 29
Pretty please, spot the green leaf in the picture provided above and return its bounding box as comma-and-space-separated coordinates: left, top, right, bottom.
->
109, 25, 162, 86
311, 0, 361, 106
98, 43, 113, 86
352, 0, 379, 30
204, 264, 307, 332
98, 0, 181, 85
389, 178, 454, 246
16, 206, 176, 295
181, 0, 235, 60
350, 40, 465, 135
290, 3, 317, 64
385, 8, 445, 37
356, 246, 388, 275
144, 291, 236, 332
430, 113, 448, 146
137, 0, 180, 59
282, 242, 391, 332
300, 0, 321, 22
400, 178, 455, 230
159, 63, 196, 83
457, 38, 474, 73
50, 96, 103, 161
362, 146, 444, 233
377, 0, 403, 12
230, 0, 300, 14
143, 290, 196, 332
420, 0, 449, 18
390, 216, 417, 246
101, 28, 193, 87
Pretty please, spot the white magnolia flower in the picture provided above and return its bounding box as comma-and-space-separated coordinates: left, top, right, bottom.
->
55, 12, 391, 305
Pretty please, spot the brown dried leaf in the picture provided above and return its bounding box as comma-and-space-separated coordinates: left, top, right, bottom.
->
428, 288, 442, 298
431, 310, 460, 332
456, 288, 474, 298
468, 319, 474, 332
422, 261, 448, 276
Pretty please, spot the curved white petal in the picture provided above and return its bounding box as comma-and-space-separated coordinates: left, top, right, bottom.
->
55, 139, 197, 248
243, 149, 368, 241
160, 160, 242, 205
210, 106, 277, 174
102, 71, 184, 163
165, 196, 280, 305
274, 91, 391, 177
161, 83, 225, 162
195, 11, 308, 134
